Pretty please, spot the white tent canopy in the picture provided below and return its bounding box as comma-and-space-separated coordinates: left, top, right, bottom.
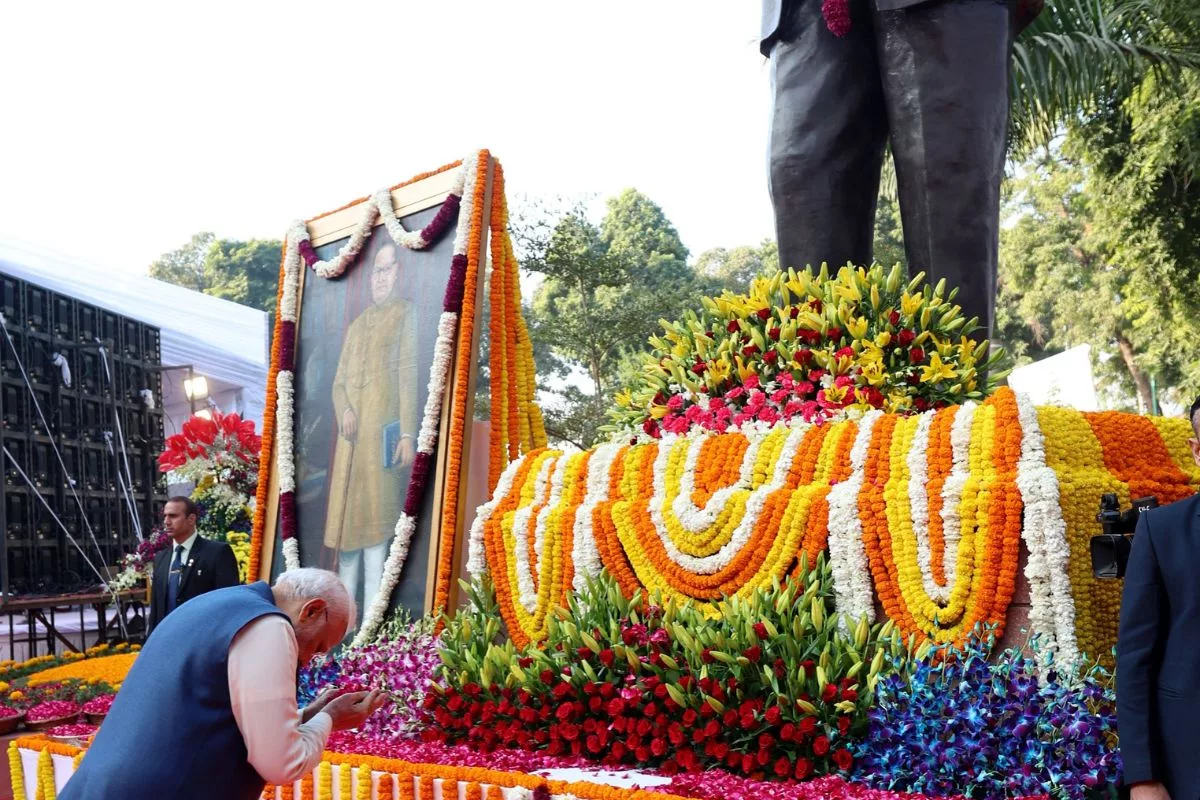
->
0, 238, 269, 435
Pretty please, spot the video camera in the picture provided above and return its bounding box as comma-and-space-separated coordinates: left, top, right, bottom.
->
1090, 493, 1158, 579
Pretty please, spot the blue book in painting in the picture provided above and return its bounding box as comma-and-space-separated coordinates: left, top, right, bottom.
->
383, 421, 402, 469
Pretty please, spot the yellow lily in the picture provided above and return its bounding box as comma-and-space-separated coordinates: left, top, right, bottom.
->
920, 351, 958, 384
901, 292, 923, 318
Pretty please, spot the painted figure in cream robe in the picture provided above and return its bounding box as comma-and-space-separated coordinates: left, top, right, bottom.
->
323, 241, 418, 624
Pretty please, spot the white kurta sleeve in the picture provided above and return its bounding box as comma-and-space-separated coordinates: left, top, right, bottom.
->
227, 615, 332, 785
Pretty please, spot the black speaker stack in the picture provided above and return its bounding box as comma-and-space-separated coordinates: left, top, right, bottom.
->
0, 271, 166, 598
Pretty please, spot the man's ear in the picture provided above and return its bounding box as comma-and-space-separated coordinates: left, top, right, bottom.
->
300, 598, 328, 623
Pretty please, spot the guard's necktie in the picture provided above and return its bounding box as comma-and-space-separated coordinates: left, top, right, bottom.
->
167, 545, 185, 611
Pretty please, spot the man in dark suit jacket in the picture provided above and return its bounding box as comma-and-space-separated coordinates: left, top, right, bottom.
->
1117, 396, 1200, 800
762, 0, 1042, 339
148, 496, 241, 634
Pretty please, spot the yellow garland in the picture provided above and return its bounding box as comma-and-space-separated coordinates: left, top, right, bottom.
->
318, 761, 333, 800
340, 762, 353, 800
10, 741, 26, 800
1038, 406, 1129, 662
36, 747, 55, 800
356, 761, 373, 800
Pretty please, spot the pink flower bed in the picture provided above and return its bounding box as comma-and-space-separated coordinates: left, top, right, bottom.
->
326, 734, 1050, 800
26, 701, 80, 723
46, 723, 97, 738
82, 694, 115, 715
0, 705, 21, 719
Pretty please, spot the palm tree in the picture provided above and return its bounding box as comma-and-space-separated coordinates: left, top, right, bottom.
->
1010, 0, 1200, 156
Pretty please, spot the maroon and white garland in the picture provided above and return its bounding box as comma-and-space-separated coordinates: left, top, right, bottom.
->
272, 154, 480, 643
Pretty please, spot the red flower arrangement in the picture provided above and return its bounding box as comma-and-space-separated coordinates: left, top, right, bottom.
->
157, 411, 262, 486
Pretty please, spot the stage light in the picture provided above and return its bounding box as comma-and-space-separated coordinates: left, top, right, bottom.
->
184, 375, 209, 401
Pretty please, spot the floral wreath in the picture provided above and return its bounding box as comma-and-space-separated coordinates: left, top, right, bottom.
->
271, 153, 483, 644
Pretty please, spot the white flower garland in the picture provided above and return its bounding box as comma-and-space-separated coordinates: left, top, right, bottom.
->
938, 401, 977, 590
1013, 390, 1079, 671
905, 410, 948, 604
466, 452, 529, 577
646, 426, 807, 576
513, 456, 558, 612
290, 172, 468, 280
570, 441, 624, 590
267, 151, 481, 644
669, 430, 764, 534
825, 410, 881, 625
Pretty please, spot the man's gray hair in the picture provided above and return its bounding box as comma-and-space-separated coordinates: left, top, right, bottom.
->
273, 568, 356, 638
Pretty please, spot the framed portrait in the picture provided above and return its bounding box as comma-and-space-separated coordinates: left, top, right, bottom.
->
255, 158, 498, 633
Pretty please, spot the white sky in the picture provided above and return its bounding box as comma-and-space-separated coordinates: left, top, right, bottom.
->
0, 1, 774, 275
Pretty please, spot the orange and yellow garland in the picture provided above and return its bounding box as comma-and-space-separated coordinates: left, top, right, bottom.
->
473, 387, 1199, 656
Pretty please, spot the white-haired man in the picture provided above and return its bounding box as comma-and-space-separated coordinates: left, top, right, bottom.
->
61, 569, 385, 800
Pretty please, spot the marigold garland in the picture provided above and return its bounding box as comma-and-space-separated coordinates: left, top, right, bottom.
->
9, 742, 25, 800
473, 388, 1195, 653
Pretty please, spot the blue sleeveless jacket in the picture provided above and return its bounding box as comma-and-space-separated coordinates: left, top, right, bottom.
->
60, 581, 288, 800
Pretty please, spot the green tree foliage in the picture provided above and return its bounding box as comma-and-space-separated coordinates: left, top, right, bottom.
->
515, 192, 715, 448
149, 233, 282, 314
1000, 0, 1200, 412
693, 240, 778, 295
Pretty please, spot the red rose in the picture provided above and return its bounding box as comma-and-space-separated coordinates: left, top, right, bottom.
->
841, 687, 858, 702
838, 715, 852, 735
764, 706, 782, 726
599, 649, 615, 667
635, 746, 651, 763
757, 308, 772, 320
769, 327, 781, 340
813, 735, 831, 756
794, 757, 813, 780
790, 306, 801, 319
826, 326, 842, 341
897, 328, 916, 347
704, 719, 720, 739
763, 350, 778, 363
888, 310, 901, 326
774, 757, 792, 778
742, 344, 760, 356
743, 645, 762, 663
909, 346, 925, 364
821, 683, 838, 703
727, 320, 740, 333
794, 348, 813, 364
692, 361, 707, 374
741, 754, 756, 774
798, 716, 817, 736
577, 647, 594, 661
833, 748, 854, 771
682, 709, 698, 726
809, 299, 823, 312
753, 622, 769, 640
642, 418, 661, 439
651, 737, 668, 757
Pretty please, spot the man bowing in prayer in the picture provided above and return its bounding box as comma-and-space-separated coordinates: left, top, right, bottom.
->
61, 569, 386, 799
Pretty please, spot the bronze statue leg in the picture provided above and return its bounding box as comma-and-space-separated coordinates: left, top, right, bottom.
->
876, 0, 1014, 336
768, 0, 889, 272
